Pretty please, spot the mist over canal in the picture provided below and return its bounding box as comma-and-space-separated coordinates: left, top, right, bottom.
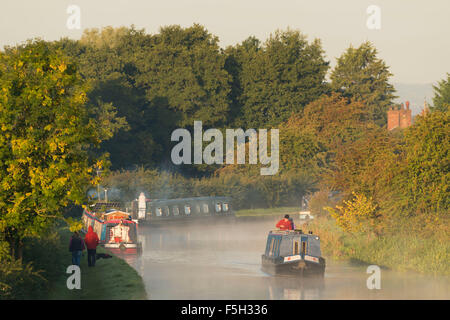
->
122, 219, 449, 300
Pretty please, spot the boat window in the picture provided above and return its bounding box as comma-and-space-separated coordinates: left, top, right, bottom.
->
302, 241, 307, 255
163, 206, 170, 216
172, 206, 179, 216
273, 238, 280, 257
268, 238, 275, 256
195, 205, 201, 214
203, 204, 209, 213
294, 240, 299, 255
223, 203, 229, 212
184, 205, 191, 215
215, 203, 221, 212
156, 207, 162, 217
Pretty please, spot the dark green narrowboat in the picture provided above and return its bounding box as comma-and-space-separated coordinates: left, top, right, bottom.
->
262, 229, 325, 276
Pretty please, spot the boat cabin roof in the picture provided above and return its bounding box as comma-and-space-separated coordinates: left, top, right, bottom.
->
265, 229, 322, 258
269, 229, 318, 237
148, 196, 230, 205
89, 202, 123, 212
105, 219, 136, 225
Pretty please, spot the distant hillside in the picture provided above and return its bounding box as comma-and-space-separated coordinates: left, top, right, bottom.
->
393, 83, 434, 115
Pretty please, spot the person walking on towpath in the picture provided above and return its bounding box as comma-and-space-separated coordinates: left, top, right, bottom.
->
69, 231, 85, 266
84, 226, 100, 267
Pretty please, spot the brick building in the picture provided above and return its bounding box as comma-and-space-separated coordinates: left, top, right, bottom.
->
387, 101, 412, 130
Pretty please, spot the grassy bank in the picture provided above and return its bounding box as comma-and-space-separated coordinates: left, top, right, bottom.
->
45, 227, 147, 300
308, 217, 450, 276
235, 207, 299, 217
1, 225, 147, 299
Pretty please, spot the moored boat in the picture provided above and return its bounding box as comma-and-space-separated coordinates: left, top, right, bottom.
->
130, 194, 234, 224
82, 209, 142, 254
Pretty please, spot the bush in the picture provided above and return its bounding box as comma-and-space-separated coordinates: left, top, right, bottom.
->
327, 192, 379, 234
0, 258, 46, 300
0, 227, 67, 299
308, 189, 337, 217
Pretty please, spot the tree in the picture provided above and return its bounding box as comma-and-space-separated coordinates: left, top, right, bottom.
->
432, 73, 450, 112
330, 41, 396, 126
54, 29, 161, 170
62, 25, 233, 171
224, 36, 261, 127
329, 128, 401, 197
134, 24, 232, 128
402, 109, 449, 216
0, 41, 102, 260
299, 93, 375, 150
232, 29, 329, 128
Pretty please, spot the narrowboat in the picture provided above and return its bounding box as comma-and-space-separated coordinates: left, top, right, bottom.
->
130, 193, 234, 224
261, 229, 325, 276
82, 208, 142, 254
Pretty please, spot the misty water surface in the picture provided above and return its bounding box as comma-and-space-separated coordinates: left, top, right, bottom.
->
122, 219, 449, 300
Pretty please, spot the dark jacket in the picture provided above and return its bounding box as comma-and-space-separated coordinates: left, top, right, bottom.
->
69, 235, 85, 252
288, 218, 295, 230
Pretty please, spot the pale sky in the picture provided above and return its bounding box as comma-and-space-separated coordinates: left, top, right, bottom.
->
0, 0, 449, 84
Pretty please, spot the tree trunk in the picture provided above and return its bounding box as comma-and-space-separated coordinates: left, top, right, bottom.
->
17, 240, 23, 260
5, 231, 22, 261
7, 236, 16, 260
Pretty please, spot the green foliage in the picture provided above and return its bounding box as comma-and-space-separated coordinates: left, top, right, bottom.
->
0, 41, 105, 259
330, 41, 396, 126
135, 24, 232, 128
235, 207, 299, 217
45, 227, 147, 300
431, 73, 450, 112
402, 109, 449, 216
55, 25, 233, 171
308, 189, 337, 218
64, 217, 83, 232
1, 226, 147, 299
279, 93, 376, 181
322, 98, 448, 239
0, 258, 45, 299
326, 192, 379, 234
0, 25, 447, 281
327, 127, 401, 197
309, 217, 450, 276
101, 168, 311, 209
227, 29, 329, 128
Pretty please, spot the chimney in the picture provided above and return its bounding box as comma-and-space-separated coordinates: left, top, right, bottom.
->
405, 101, 410, 110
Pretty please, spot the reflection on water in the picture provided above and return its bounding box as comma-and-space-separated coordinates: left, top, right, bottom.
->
123, 219, 449, 300
266, 276, 325, 300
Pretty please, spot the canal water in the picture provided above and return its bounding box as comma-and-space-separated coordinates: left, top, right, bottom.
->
124, 219, 449, 300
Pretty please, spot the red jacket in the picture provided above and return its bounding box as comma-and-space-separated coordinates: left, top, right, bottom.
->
84, 226, 99, 250
276, 219, 292, 231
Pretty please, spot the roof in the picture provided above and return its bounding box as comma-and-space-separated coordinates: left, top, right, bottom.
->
104, 210, 129, 216
105, 219, 136, 225
90, 202, 123, 212
148, 196, 231, 204
269, 229, 319, 238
